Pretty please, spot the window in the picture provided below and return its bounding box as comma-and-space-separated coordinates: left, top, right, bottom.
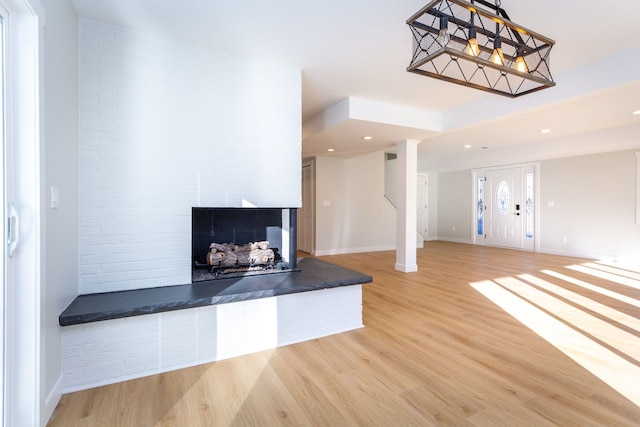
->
477, 177, 484, 236
495, 179, 509, 216
525, 173, 534, 239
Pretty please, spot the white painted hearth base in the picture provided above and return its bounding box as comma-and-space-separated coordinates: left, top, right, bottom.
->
62, 285, 363, 393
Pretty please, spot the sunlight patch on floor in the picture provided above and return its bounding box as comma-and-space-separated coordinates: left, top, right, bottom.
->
518, 273, 640, 333
470, 279, 640, 408
586, 262, 640, 281
601, 254, 640, 273
494, 276, 639, 361
567, 264, 640, 291
542, 270, 640, 309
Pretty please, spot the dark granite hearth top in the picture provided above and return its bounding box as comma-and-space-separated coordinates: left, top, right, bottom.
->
59, 257, 372, 326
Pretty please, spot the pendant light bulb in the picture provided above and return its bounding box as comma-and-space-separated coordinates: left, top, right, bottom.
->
491, 37, 504, 65
515, 48, 528, 73
466, 27, 480, 56
438, 15, 450, 47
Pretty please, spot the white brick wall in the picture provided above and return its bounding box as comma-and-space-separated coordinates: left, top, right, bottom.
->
62, 286, 363, 393
78, 20, 302, 294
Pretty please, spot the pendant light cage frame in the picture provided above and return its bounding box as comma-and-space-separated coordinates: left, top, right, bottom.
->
407, 0, 555, 97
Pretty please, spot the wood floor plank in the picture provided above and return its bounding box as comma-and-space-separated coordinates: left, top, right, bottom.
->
48, 242, 640, 426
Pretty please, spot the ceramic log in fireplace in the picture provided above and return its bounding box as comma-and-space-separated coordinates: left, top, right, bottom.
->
192, 208, 298, 282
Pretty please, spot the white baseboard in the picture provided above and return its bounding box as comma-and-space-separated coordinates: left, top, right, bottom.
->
537, 247, 615, 261
435, 237, 474, 245
395, 263, 418, 272
430, 239, 614, 262
314, 245, 395, 256
42, 374, 64, 426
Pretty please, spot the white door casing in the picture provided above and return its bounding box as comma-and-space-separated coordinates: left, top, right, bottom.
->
473, 163, 539, 251
417, 174, 428, 240
298, 161, 314, 254
0, 6, 6, 423
2, 3, 41, 425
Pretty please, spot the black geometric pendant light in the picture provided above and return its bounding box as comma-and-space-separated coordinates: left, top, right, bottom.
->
407, 0, 555, 97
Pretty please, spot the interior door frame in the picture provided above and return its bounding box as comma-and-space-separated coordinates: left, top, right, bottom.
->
636, 151, 640, 224
298, 159, 315, 254
471, 162, 540, 251
0, 3, 6, 423
2, 1, 42, 424
417, 173, 428, 241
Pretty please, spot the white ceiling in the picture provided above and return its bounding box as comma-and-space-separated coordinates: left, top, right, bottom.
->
71, 0, 640, 172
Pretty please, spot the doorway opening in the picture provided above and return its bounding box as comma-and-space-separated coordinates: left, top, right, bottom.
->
298, 160, 314, 254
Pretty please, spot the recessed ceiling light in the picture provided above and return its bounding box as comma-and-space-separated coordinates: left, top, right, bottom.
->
362, 136, 373, 140
327, 148, 335, 152
464, 144, 472, 148
541, 129, 551, 134
633, 111, 640, 115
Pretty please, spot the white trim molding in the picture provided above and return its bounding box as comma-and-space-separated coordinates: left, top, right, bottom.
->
636, 151, 640, 224
471, 161, 541, 251
3, 3, 43, 426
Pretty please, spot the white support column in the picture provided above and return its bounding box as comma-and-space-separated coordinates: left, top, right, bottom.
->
395, 139, 420, 272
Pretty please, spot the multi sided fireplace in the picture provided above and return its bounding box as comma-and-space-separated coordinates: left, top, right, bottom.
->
192, 207, 298, 282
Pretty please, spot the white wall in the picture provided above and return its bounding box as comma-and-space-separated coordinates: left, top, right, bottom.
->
433, 150, 640, 260
540, 150, 640, 259
77, 20, 301, 294
384, 154, 397, 207
41, 0, 79, 421
314, 151, 396, 255
436, 170, 473, 243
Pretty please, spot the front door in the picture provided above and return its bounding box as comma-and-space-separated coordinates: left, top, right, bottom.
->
485, 167, 523, 249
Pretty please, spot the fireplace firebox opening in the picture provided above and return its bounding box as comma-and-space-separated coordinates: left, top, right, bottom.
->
192, 208, 298, 282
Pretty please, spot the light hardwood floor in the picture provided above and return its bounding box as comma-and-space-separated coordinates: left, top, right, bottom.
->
48, 242, 640, 426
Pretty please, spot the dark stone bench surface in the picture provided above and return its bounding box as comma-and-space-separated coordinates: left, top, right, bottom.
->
59, 257, 372, 326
